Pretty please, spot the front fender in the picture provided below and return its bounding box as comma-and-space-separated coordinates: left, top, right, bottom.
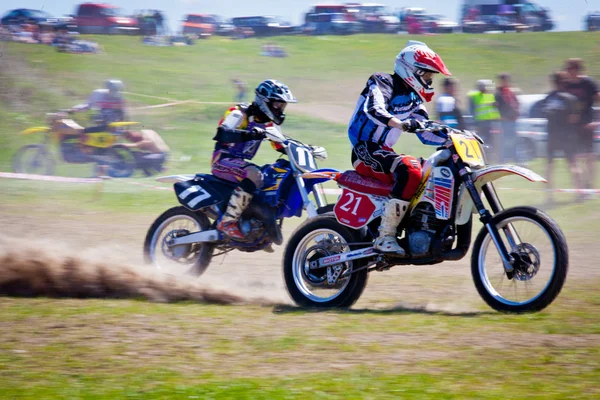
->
472, 165, 547, 190
21, 127, 50, 135
455, 165, 546, 226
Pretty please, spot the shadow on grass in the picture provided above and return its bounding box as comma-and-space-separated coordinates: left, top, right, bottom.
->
272, 303, 494, 317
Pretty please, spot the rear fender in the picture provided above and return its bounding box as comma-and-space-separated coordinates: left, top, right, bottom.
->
174, 175, 233, 211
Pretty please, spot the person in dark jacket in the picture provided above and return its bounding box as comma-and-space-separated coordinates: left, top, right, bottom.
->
542, 71, 580, 204
565, 58, 600, 196
495, 73, 520, 163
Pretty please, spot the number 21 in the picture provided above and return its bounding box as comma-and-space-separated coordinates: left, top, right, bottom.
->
339, 192, 363, 215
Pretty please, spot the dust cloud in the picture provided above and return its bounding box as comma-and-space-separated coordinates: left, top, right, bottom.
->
0, 236, 282, 305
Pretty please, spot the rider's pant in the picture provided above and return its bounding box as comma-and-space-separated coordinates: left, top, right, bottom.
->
351, 141, 422, 201
211, 150, 263, 193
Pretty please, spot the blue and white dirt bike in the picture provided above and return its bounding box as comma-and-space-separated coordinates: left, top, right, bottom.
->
144, 127, 336, 276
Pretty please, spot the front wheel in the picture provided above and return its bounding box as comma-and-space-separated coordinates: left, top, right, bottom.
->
12, 144, 55, 175
144, 206, 214, 276
471, 206, 568, 313
283, 216, 368, 308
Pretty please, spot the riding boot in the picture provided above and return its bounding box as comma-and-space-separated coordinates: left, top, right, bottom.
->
217, 187, 253, 240
374, 198, 410, 255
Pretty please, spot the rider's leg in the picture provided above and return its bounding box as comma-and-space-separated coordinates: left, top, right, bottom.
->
215, 163, 263, 240
374, 156, 422, 255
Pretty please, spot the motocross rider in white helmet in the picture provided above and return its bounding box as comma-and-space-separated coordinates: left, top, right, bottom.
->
70, 79, 127, 124
348, 40, 451, 255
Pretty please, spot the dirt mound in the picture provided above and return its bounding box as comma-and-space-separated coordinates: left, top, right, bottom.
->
0, 238, 259, 305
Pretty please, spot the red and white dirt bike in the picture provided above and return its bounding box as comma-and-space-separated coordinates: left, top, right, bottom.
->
283, 122, 568, 313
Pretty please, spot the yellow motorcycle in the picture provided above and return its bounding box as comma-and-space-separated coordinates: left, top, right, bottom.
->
13, 115, 138, 178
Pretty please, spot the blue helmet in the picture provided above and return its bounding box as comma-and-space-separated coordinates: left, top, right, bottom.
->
254, 79, 297, 125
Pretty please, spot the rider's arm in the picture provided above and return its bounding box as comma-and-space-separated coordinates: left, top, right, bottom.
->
71, 90, 100, 113
363, 75, 428, 131
212, 108, 265, 143
363, 74, 395, 127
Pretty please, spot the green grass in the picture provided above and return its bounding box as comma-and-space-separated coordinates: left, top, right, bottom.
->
1, 294, 598, 399
1, 33, 599, 399
2, 31, 600, 171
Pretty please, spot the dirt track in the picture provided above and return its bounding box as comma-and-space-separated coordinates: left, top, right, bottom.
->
0, 198, 598, 310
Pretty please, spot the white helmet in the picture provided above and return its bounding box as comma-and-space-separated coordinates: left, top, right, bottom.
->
394, 40, 451, 102
105, 79, 124, 98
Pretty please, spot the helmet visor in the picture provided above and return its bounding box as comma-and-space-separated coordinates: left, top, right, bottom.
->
271, 101, 287, 112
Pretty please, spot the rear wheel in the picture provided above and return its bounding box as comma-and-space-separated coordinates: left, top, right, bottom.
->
144, 206, 214, 276
97, 145, 135, 178
471, 207, 568, 313
283, 216, 368, 308
12, 144, 55, 175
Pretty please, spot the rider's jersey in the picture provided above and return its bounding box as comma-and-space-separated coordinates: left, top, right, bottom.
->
86, 89, 126, 124
215, 103, 272, 160
348, 72, 429, 148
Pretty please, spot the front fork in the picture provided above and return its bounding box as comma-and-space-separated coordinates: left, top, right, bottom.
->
459, 168, 515, 273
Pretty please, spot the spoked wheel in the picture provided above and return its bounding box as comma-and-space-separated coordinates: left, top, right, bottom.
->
471, 207, 568, 313
97, 145, 135, 178
283, 216, 368, 308
144, 206, 215, 276
12, 144, 55, 175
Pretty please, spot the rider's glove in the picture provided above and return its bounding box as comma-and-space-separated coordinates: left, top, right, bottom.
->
249, 127, 266, 140
402, 119, 424, 133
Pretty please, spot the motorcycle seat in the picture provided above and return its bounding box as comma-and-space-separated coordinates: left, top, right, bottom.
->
337, 170, 392, 197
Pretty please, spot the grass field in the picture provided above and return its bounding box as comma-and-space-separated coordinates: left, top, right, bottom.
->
0, 32, 599, 398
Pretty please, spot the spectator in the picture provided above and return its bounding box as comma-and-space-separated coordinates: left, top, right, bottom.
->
542, 71, 580, 204
121, 129, 170, 175
231, 78, 247, 103
436, 77, 466, 130
495, 73, 520, 163
468, 79, 500, 156
153, 10, 165, 35
565, 58, 600, 196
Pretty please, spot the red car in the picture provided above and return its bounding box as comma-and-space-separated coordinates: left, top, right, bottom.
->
181, 14, 216, 38
73, 3, 138, 34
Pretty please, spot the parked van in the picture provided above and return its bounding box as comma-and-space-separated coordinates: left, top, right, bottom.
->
182, 14, 216, 37
73, 3, 138, 34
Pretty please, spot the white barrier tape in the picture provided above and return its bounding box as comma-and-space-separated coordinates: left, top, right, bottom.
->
321, 187, 600, 195
124, 180, 172, 191
0, 172, 101, 184
2, 173, 598, 196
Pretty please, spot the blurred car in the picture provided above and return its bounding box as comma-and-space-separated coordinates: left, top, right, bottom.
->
423, 14, 459, 34
348, 3, 399, 33
308, 4, 360, 22
398, 7, 427, 31
479, 14, 521, 32
213, 15, 235, 36
303, 12, 362, 35
73, 3, 138, 35
586, 12, 600, 31
1, 9, 75, 31
231, 16, 296, 37
181, 14, 216, 38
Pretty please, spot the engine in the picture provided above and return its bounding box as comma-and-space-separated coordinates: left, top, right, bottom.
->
406, 203, 446, 257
